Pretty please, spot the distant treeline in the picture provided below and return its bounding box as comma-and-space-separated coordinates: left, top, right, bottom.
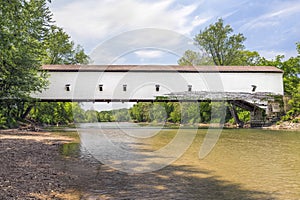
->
27, 101, 249, 126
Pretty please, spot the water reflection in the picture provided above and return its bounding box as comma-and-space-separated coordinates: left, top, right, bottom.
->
63, 123, 300, 199
60, 142, 80, 157
76, 122, 198, 173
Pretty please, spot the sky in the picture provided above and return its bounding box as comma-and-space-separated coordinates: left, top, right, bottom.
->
49, 0, 300, 65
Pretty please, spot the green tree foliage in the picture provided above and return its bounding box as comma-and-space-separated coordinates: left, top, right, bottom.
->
179, 19, 261, 67
0, 0, 90, 127
113, 109, 131, 122
72, 103, 87, 123
30, 102, 76, 125
130, 103, 153, 122
127, 102, 217, 125
98, 111, 114, 122
199, 102, 212, 123
84, 110, 98, 123
129, 102, 205, 124
0, 113, 6, 129
285, 84, 300, 121
181, 102, 200, 124
0, 0, 52, 127
177, 50, 214, 66
149, 103, 167, 123
42, 26, 89, 65
237, 50, 261, 66
167, 103, 180, 123
194, 18, 246, 66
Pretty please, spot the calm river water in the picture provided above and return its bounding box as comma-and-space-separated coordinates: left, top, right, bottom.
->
65, 123, 300, 199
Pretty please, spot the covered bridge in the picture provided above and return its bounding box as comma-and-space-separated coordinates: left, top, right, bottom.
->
32, 65, 284, 127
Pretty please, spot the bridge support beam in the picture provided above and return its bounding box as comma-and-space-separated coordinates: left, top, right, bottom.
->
228, 103, 244, 128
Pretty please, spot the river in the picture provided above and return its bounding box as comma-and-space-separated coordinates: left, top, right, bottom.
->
62, 123, 300, 199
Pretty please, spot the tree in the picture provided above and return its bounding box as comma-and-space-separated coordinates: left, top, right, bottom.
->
113, 109, 130, 122
130, 103, 152, 122
237, 50, 261, 66
285, 84, 300, 120
149, 103, 167, 123
72, 103, 87, 123
30, 102, 78, 125
98, 111, 114, 122
181, 102, 201, 124
177, 50, 214, 66
42, 26, 89, 65
0, 1, 91, 127
0, 0, 52, 127
84, 110, 98, 123
194, 18, 246, 66
199, 102, 212, 123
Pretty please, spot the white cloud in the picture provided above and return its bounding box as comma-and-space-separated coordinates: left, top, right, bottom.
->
240, 1, 300, 31
50, 0, 205, 45
134, 50, 165, 59
89, 29, 196, 64
50, 0, 300, 62
192, 16, 211, 27
267, 4, 300, 18
259, 49, 298, 60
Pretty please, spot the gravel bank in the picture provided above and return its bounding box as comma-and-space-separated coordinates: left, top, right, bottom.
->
0, 130, 80, 199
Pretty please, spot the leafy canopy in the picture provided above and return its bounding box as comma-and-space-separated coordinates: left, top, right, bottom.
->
0, 0, 51, 100
194, 18, 246, 66
0, 0, 90, 128
43, 26, 89, 65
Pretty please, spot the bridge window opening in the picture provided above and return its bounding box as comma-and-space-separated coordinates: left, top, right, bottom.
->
65, 84, 71, 91
188, 85, 192, 92
99, 84, 103, 91
123, 84, 127, 92
155, 84, 160, 92
251, 85, 257, 92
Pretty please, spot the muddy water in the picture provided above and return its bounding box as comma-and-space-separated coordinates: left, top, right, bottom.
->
65, 123, 300, 199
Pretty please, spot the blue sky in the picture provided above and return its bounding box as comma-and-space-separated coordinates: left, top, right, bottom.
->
49, 0, 300, 65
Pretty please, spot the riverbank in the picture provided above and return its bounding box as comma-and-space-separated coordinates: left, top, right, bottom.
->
112, 121, 300, 130
262, 121, 300, 130
0, 129, 81, 199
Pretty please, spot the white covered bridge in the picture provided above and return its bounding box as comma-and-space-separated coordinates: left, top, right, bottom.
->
32, 65, 284, 127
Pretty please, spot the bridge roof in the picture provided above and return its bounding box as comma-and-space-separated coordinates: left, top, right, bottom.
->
41, 65, 283, 73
